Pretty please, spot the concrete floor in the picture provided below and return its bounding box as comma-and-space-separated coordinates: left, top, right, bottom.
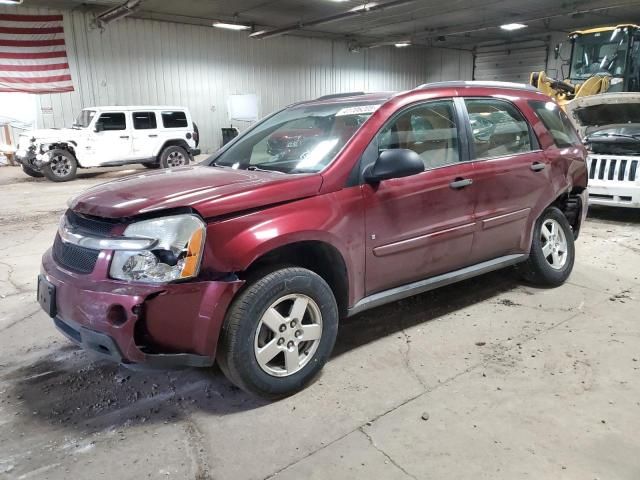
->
0, 164, 639, 480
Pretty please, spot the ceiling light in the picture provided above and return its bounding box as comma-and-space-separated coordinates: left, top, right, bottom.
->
213, 22, 251, 31
500, 23, 527, 31
394, 42, 411, 48
0, 0, 23, 4
350, 2, 378, 12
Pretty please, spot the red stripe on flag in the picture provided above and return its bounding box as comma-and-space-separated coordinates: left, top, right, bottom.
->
0, 14, 64, 22
0, 63, 69, 72
0, 51, 67, 59
0, 27, 65, 35
0, 39, 66, 47
0, 86, 74, 93
0, 74, 72, 84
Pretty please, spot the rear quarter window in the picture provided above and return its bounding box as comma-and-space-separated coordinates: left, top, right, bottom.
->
529, 101, 581, 147
161, 111, 188, 128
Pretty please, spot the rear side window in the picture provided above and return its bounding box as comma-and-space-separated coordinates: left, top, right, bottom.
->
465, 99, 533, 159
97, 112, 126, 131
529, 101, 581, 147
161, 111, 188, 128
133, 111, 157, 130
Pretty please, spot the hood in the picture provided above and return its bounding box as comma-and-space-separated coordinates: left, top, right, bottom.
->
69, 165, 323, 219
20, 128, 82, 141
566, 93, 640, 136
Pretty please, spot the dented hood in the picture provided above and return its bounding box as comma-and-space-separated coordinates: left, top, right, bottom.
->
566, 93, 640, 135
69, 165, 323, 219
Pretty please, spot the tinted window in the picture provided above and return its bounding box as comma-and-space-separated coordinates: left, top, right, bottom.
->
97, 112, 126, 131
465, 99, 533, 159
529, 100, 582, 147
133, 111, 157, 130
161, 111, 188, 128
378, 100, 460, 169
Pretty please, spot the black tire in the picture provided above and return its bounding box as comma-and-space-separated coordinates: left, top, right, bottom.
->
518, 206, 575, 287
42, 149, 77, 182
217, 267, 339, 399
21, 164, 43, 178
159, 145, 189, 168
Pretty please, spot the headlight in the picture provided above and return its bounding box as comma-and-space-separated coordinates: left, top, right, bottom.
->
109, 214, 206, 283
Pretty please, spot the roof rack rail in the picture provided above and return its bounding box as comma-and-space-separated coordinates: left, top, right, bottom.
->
414, 81, 538, 91
316, 91, 366, 100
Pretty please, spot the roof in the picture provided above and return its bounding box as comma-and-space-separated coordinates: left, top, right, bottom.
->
414, 81, 539, 92
570, 24, 640, 36
82, 106, 189, 111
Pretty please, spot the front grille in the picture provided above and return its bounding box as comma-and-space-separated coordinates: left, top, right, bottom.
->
66, 209, 117, 236
588, 155, 638, 182
52, 233, 100, 274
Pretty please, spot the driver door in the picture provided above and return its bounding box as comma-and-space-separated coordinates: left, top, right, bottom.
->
87, 112, 133, 165
362, 99, 477, 295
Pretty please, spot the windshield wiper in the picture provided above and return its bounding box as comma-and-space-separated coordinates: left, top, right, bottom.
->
590, 132, 640, 140
246, 165, 286, 174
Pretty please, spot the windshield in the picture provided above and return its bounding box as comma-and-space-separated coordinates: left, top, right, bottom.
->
570, 28, 630, 81
74, 109, 96, 128
208, 101, 380, 174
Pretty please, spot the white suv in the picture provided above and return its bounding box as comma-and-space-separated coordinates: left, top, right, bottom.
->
15, 106, 200, 182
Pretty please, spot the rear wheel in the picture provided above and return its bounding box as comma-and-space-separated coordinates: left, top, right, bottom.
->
217, 267, 338, 399
43, 149, 77, 182
21, 164, 43, 178
518, 206, 575, 286
159, 146, 189, 168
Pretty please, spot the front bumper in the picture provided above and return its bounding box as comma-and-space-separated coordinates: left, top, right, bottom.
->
40, 249, 243, 367
588, 181, 640, 208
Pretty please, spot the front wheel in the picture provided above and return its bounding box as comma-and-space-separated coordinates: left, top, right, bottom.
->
43, 149, 77, 182
518, 206, 575, 287
217, 267, 339, 399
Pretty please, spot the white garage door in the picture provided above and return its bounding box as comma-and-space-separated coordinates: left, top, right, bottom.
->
474, 41, 549, 84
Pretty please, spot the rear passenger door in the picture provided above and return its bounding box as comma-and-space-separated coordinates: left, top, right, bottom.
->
362, 99, 477, 295
131, 111, 158, 159
463, 98, 551, 264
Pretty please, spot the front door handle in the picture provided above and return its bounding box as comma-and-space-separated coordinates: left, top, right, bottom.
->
530, 162, 546, 172
119, 135, 130, 139
148, 134, 158, 138
449, 178, 473, 189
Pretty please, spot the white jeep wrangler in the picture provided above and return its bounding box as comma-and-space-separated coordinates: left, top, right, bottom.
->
15, 106, 200, 182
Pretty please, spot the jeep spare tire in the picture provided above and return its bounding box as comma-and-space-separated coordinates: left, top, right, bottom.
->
160, 145, 189, 168
43, 149, 78, 182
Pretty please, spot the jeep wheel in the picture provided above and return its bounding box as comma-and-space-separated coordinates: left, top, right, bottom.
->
21, 164, 44, 178
43, 149, 77, 182
518, 206, 575, 287
217, 267, 339, 399
159, 146, 189, 168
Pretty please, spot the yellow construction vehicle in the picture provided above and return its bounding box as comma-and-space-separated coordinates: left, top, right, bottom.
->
530, 25, 640, 107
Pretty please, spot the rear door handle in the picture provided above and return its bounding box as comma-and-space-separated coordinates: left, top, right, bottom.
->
530, 162, 546, 171
449, 178, 473, 189
119, 135, 130, 139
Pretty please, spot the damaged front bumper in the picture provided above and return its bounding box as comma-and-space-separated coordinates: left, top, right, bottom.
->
40, 249, 243, 368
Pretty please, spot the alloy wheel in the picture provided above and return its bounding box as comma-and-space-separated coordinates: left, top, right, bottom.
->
254, 293, 323, 377
540, 218, 568, 270
166, 151, 187, 167
50, 154, 72, 177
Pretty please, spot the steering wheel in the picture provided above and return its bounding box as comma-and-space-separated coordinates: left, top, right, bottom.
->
470, 116, 495, 142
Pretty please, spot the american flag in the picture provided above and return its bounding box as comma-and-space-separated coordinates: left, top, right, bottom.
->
0, 13, 74, 93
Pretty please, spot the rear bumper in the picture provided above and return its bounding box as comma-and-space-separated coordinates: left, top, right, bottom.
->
190, 148, 201, 157
41, 249, 243, 367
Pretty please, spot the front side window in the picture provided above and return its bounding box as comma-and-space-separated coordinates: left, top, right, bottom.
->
162, 111, 188, 128
465, 99, 533, 159
97, 112, 126, 131
209, 101, 380, 174
74, 110, 95, 128
377, 100, 460, 169
133, 111, 157, 130
529, 100, 582, 147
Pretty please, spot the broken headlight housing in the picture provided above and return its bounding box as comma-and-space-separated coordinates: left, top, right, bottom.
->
110, 214, 206, 283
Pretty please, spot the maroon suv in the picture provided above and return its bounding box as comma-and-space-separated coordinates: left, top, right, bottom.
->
39, 82, 588, 398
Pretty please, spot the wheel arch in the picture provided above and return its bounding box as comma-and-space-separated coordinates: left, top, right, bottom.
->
155, 139, 191, 158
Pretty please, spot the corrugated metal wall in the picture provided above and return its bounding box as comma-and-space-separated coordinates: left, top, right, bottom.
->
1, 5, 473, 152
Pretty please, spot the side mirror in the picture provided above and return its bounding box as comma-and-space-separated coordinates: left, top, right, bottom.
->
364, 149, 424, 183
94, 122, 104, 133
